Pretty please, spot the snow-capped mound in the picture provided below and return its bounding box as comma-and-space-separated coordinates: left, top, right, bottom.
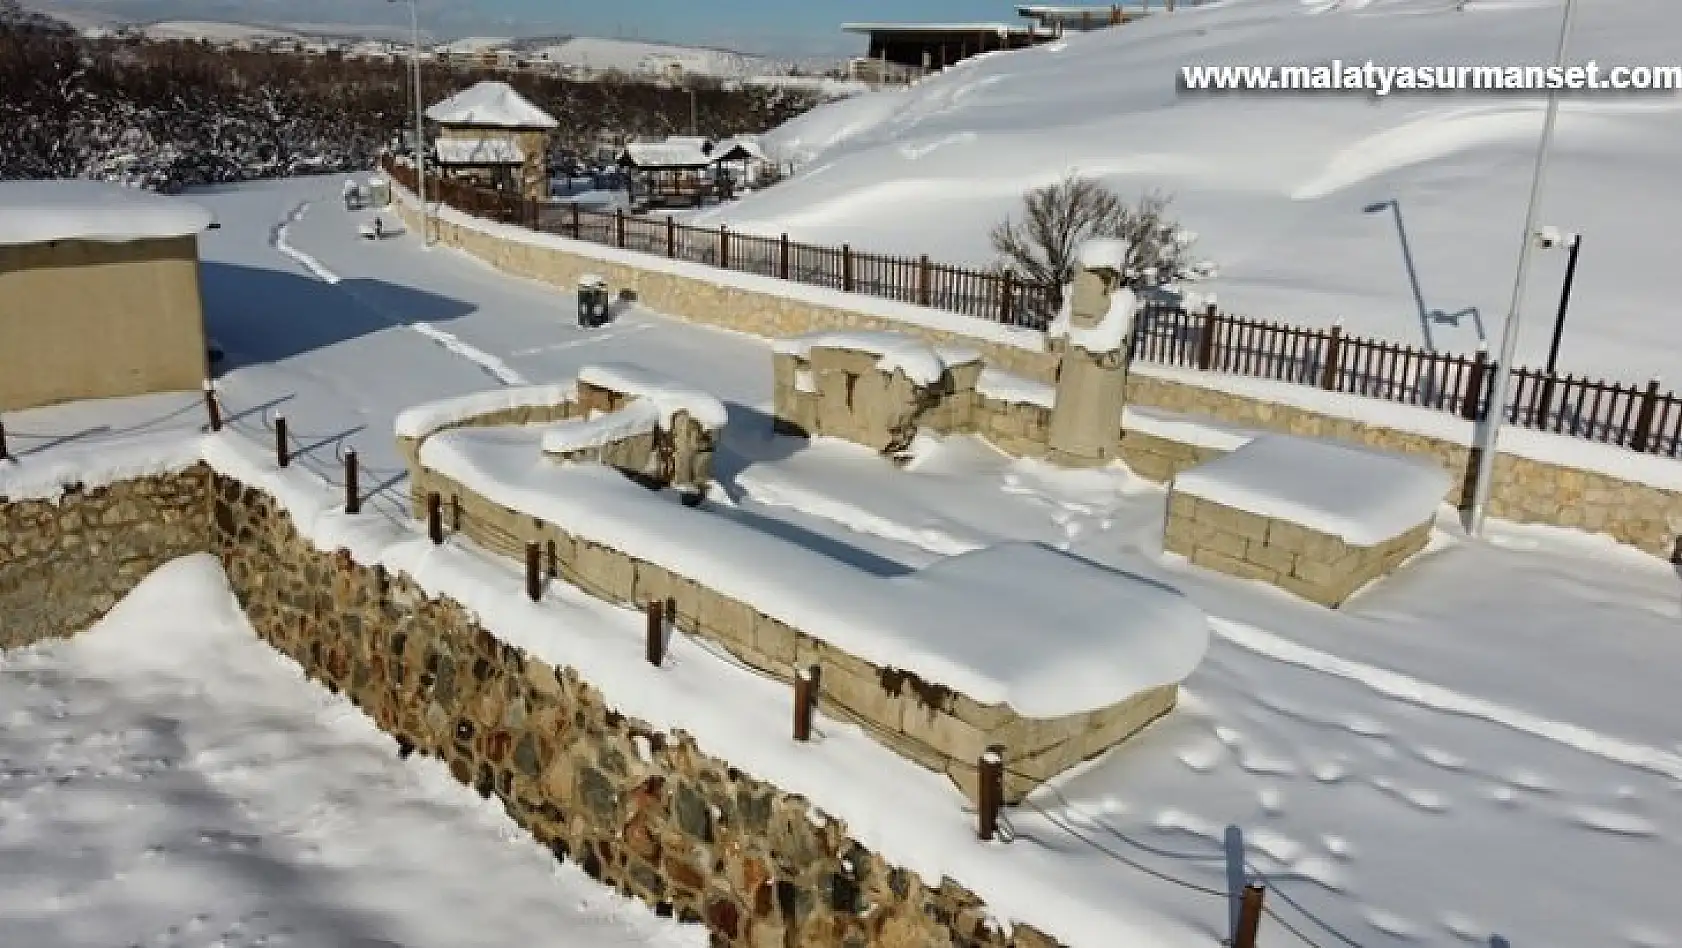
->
534, 37, 787, 80
140, 20, 307, 43
702, 0, 1682, 383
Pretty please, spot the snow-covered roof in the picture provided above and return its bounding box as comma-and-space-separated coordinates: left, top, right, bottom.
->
618, 141, 716, 169
1172, 434, 1453, 546
425, 81, 558, 130
0, 180, 215, 247
841, 22, 1048, 37
434, 137, 526, 166
712, 137, 768, 163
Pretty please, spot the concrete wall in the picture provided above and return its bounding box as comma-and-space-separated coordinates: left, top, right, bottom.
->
1, 469, 1068, 947
408, 459, 1176, 806
1126, 374, 1682, 559
0, 467, 211, 648
1163, 490, 1432, 607
0, 236, 209, 411
391, 199, 1060, 383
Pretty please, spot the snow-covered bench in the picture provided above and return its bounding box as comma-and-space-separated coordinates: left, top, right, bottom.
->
1166, 435, 1451, 606
357, 215, 406, 240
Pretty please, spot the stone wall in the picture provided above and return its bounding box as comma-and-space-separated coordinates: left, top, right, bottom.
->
0, 467, 212, 649
1127, 374, 1682, 558
391, 198, 1060, 383
408, 460, 1177, 806
207, 473, 1066, 947
1162, 491, 1432, 607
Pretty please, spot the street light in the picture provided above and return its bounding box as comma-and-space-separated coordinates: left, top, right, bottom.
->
1538, 227, 1583, 377
1467, 0, 1577, 538
387, 0, 428, 246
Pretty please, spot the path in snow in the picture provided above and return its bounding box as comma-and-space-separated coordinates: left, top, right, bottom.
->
0, 555, 703, 948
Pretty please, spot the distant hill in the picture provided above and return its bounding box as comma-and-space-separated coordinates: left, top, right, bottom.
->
529, 36, 796, 80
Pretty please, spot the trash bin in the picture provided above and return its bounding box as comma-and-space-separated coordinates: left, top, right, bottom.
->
577, 274, 610, 327
365, 175, 391, 207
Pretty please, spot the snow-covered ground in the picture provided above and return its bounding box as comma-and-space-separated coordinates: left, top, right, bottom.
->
695, 0, 1682, 384
533, 37, 792, 81
0, 555, 703, 948
6, 174, 1682, 947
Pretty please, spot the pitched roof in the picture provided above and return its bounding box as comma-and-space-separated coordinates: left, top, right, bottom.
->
425, 81, 558, 130
618, 141, 716, 169
434, 137, 526, 166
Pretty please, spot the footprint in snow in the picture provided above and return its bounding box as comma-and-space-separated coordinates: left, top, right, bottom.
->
1311, 760, 1348, 784
1176, 741, 1225, 773
1257, 787, 1286, 815
1414, 746, 1467, 771
1569, 806, 1659, 839
1439, 913, 1486, 943
1343, 715, 1390, 738
1365, 908, 1423, 939
1238, 752, 1298, 777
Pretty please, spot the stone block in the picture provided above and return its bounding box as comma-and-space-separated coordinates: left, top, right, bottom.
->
1192, 499, 1270, 542
751, 612, 799, 666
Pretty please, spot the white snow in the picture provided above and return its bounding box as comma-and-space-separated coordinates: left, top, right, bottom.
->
0, 427, 202, 502
393, 382, 578, 439
540, 401, 660, 456
1076, 237, 1130, 274
1172, 434, 1454, 546
532, 37, 787, 82
1122, 405, 1255, 453
699, 0, 1682, 385
976, 367, 1056, 409
0, 554, 703, 948
771, 331, 952, 385
576, 363, 729, 430
0, 180, 215, 246
1048, 286, 1138, 355
434, 137, 525, 166
621, 141, 715, 169
424, 81, 558, 130
419, 422, 1209, 717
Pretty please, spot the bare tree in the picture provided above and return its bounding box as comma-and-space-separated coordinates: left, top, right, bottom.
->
991, 173, 1202, 292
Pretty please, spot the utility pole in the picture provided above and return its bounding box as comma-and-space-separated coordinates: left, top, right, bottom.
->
1544, 232, 1582, 377
389, 0, 429, 247
1467, 0, 1577, 536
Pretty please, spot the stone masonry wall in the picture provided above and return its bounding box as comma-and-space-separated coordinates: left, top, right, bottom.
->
408, 460, 1176, 806
1127, 374, 1682, 559
0, 466, 212, 649
1162, 490, 1433, 607
393, 198, 1060, 384
207, 473, 1066, 948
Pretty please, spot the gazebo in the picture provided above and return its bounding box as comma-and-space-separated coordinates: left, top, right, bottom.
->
425, 81, 558, 201
711, 136, 775, 190
617, 139, 719, 210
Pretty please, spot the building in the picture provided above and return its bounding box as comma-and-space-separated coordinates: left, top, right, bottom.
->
840, 21, 1052, 71
0, 181, 216, 412
1016, 5, 1146, 33
425, 81, 559, 201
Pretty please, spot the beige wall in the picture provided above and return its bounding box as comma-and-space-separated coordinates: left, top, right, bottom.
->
394, 192, 1682, 560
0, 236, 208, 412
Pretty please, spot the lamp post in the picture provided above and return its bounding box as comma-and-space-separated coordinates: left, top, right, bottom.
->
388, 0, 428, 246
1467, 0, 1577, 538
1544, 230, 1582, 377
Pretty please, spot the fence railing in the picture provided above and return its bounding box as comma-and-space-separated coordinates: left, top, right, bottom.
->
383, 157, 1681, 459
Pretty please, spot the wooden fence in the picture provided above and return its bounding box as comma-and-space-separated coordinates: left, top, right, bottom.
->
382, 158, 1682, 459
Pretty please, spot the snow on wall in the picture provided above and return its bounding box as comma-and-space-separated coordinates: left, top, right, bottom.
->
1172, 434, 1453, 546
392, 382, 577, 440
540, 402, 660, 456
976, 368, 1056, 409
0, 180, 215, 246
1077, 238, 1129, 274
771, 331, 952, 385
576, 363, 728, 430
420, 423, 1210, 718
0, 430, 204, 503
1047, 286, 1138, 356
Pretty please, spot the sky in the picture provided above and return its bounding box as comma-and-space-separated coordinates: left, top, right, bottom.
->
31, 0, 1043, 57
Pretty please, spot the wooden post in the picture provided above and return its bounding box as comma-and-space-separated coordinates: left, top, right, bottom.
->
1233, 884, 1266, 948
526, 542, 542, 602
274, 415, 289, 468
571, 202, 581, 239
793, 665, 820, 741
202, 379, 222, 432
977, 746, 1004, 841
0, 416, 8, 463
666, 216, 676, 258
779, 233, 790, 280
842, 244, 855, 292
645, 599, 665, 666
998, 271, 1015, 325
1196, 303, 1220, 370
427, 492, 443, 545
615, 208, 626, 248
1630, 376, 1663, 453
344, 449, 360, 515
1461, 343, 1490, 421
1319, 320, 1344, 390
917, 255, 932, 307
719, 225, 730, 269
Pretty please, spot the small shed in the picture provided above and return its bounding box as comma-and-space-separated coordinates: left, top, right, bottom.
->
711, 136, 776, 189
617, 140, 719, 209
0, 181, 216, 412
425, 81, 559, 201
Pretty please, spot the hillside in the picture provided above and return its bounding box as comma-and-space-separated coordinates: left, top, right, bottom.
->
534, 36, 792, 80
698, 0, 1682, 384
